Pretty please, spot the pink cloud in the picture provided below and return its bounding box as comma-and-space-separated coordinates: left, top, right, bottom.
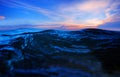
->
0, 16, 5, 20
74, 0, 111, 13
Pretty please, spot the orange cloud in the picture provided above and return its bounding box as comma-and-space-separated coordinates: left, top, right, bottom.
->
62, 25, 97, 30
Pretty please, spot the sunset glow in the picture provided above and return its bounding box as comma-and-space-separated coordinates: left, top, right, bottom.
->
0, 0, 120, 30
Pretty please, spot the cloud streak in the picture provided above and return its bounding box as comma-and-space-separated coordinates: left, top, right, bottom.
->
0, 0, 64, 20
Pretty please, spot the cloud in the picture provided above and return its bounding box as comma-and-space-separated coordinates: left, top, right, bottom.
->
57, 0, 120, 28
61, 0, 111, 13
104, 1, 120, 22
57, 0, 111, 24
0, 16, 5, 20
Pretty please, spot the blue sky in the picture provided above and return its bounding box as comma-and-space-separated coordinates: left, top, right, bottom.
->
0, 0, 120, 30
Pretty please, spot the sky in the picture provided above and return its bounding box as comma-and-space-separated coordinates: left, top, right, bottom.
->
0, 0, 120, 31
